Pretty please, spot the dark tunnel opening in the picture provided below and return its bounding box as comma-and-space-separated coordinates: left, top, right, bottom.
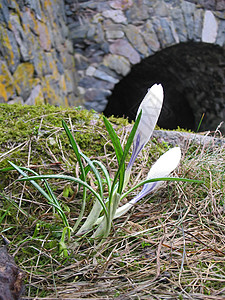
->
104, 42, 225, 133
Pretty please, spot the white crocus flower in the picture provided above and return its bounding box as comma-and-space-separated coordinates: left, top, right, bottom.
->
124, 84, 164, 186
115, 147, 181, 218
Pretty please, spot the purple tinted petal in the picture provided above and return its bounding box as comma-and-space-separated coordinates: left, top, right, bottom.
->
127, 133, 144, 170
130, 182, 158, 204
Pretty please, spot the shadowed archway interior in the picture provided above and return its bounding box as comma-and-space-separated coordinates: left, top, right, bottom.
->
104, 42, 225, 133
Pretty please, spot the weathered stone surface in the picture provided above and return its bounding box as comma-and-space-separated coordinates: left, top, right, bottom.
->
84, 88, 111, 101
0, 247, 24, 300
126, 3, 149, 23
202, 10, 218, 43
109, 0, 133, 10
94, 69, 119, 84
103, 54, 130, 76
0, 60, 15, 101
216, 20, 225, 46
13, 63, 35, 100
152, 17, 177, 48
124, 24, 149, 56
26, 84, 44, 105
109, 39, 140, 64
37, 21, 52, 51
102, 9, 127, 24
170, 7, 187, 42
0, 25, 20, 73
193, 8, 204, 41
9, 13, 32, 61
181, 1, 195, 40
0, 0, 10, 25
141, 20, 160, 52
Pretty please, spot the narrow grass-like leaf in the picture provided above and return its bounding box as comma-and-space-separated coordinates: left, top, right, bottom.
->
8, 161, 69, 227
79, 152, 104, 198
18, 174, 108, 217
121, 177, 203, 200
62, 120, 87, 230
111, 111, 142, 196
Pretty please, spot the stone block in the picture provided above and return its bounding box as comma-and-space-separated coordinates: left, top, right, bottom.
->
9, 13, 32, 61
109, 39, 140, 64
26, 84, 44, 105
0, 0, 10, 25
0, 25, 20, 73
170, 7, 187, 42
102, 9, 127, 24
124, 24, 149, 57
37, 20, 52, 51
141, 20, 160, 52
216, 20, 225, 46
103, 54, 130, 76
181, 1, 195, 40
13, 63, 35, 100
0, 60, 15, 101
202, 10, 218, 43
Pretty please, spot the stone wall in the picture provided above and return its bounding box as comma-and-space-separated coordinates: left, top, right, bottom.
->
0, 0, 80, 106
65, 0, 225, 132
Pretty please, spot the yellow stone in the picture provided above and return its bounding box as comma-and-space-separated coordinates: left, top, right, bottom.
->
0, 82, 8, 102
13, 63, 34, 98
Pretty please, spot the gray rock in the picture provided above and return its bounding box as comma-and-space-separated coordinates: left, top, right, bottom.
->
109, 39, 140, 64
193, 8, 204, 41
216, 19, 225, 46
0, 26, 20, 73
103, 54, 130, 76
84, 88, 111, 101
170, 7, 187, 42
26, 84, 44, 105
181, 1, 195, 40
141, 20, 160, 52
102, 9, 127, 24
202, 10, 218, 43
124, 24, 149, 57
94, 69, 119, 84
152, 17, 176, 47
79, 76, 114, 90
0, 0, 10, 25
9, 14, 31, 61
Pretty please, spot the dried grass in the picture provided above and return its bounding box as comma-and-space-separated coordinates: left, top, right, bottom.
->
1, 118, 225, 299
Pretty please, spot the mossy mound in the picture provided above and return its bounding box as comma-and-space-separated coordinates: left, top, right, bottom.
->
0, 103, 131, 186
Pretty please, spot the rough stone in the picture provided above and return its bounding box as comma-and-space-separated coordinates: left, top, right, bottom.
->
216, 20, 225, 46
9, 13, 32, 61
153, 17, 177, 47
0, 0, 10, 25
0, 25, 20, 73
13, 63, 35, 100
181, 1, 195, 40
103, 54, 130, 76
37, 21, 52, 51
141, 20, 160, 52
84, 88, 111, 101
94, 69, 119, 84
193, 8, 204, 41
102, 9, 127, 24
170, 7, 187, 42
0, 60, 15, 101
109, 0, 133, 10
26, 84, 44, 105
109, 39, 141, 64
202, 10, 218, 43
124, 24, 149, 56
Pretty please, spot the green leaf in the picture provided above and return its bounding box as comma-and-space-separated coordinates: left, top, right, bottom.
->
62, 120, 87, 230
18, 174, 108, 218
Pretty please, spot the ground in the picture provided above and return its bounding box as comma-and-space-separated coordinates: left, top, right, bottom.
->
0, 103, 225, 299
